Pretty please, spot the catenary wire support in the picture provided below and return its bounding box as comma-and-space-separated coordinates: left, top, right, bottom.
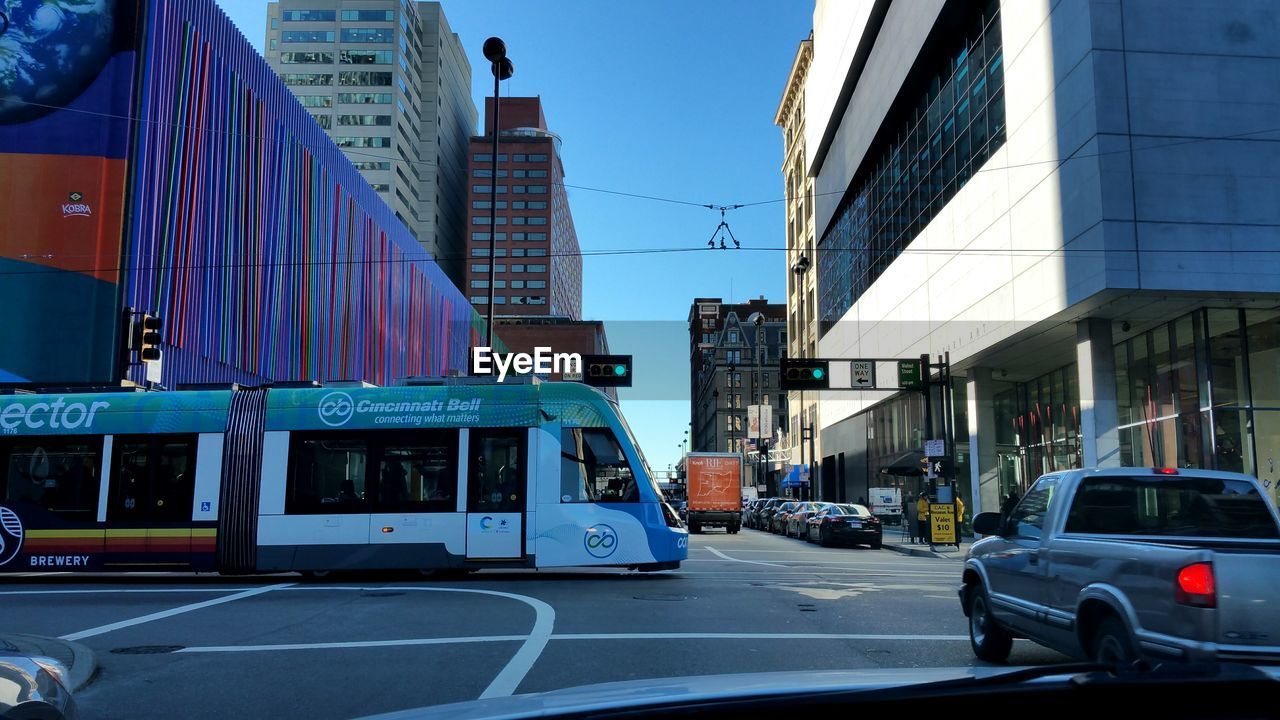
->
705, 205, 744, 250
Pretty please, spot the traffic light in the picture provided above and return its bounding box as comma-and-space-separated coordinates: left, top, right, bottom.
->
582, 354, 632, 387
139, 314, 163, 362
780, 358, 829, 390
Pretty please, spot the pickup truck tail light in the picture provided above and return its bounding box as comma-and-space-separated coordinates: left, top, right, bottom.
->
1175, 562, 1216, 608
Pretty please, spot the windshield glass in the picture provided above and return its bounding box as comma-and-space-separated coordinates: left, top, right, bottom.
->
9, 0, 1273, 714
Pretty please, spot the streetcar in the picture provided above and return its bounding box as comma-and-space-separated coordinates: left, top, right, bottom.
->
0, 378, 687, 575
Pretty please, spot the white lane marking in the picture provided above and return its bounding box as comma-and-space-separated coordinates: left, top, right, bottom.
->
274, 585, 555, 700
0, 588, 258, 596
553, 633, 970, 641
59, 583, 293, 641
705, 547, 787, 568
175, 632, 971, 653
178, 635, 528, 653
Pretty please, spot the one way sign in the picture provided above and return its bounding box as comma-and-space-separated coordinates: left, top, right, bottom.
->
851, 360, 875, 388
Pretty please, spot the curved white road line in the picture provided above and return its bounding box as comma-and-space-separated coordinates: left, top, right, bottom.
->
279, 585, 556, 699
704, 546, 787, 568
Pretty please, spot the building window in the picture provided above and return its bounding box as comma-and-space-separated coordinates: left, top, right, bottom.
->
280, 51, 334, 64
352, 161, 390, 171
729, 330, 739, 343
369, 183, 390, 192
526, 169, 548, 178
337, 92, 392, 104
340, 49, 393, 65
310, 112, 331, 128
527, 249, 546, 257
282, 10, 336, 21
511, 217, 526, 225
341, 9, 395, 21
338, 71, 393, 86
472, 216, 508, 225
340, 28, 394, 43
526, 280, 547, 289
526, 217, 547, 226
334, 136, 391, 148
337, 114, 391, 126
281, 30, 335, 43
470, 280, 489, 289
470, 296, 487, 304
526, 185, 547, 193
271, 17, 280, 28
282, 73, 332, 86
527, 233, 547, 241
528, 154, 548, 162
298, 95, 332, 108
817, 0, 1005, 325
525, 201, 547, 209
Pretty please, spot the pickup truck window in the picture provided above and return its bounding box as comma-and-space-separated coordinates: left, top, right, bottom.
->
1008, 476, 1059, 539
1064, 476, 1280, 538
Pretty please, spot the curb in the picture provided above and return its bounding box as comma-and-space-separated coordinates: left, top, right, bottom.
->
882, 542, 967, 560
65, 638, 98, 692
1, 634, 97, 692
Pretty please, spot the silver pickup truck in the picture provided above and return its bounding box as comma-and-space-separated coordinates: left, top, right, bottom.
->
961, 467, 1280, 665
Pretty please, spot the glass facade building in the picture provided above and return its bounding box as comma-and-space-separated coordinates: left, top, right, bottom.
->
817, 0, 1005, 326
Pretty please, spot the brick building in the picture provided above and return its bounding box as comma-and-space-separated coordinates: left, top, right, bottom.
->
465, 97, 582, 320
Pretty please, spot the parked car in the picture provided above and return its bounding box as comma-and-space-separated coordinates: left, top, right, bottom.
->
787, 502, 832, 538
744, 499, 765, 530
0, 653, 78, 720
962, 467, 1280, 664
807, 504, 882, 548
770, 501, 801, 534
754, 497, 785, 532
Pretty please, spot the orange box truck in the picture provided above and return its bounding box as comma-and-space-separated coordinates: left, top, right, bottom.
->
685, 453, 743, 534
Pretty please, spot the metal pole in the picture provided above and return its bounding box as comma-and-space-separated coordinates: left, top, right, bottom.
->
484, 72, 501, 348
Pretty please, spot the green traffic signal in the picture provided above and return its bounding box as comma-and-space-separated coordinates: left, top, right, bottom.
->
812, 368, 824, 379
613, 364, 626, 376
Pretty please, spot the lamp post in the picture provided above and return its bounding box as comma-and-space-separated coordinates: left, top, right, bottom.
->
791, 255, 811, 499
482, 37, 514, 348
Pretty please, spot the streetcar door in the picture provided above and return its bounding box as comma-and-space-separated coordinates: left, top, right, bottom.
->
465, 429, 525, 560
106, 435, 198, 567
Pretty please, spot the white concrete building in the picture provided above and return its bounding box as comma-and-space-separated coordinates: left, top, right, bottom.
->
807, 0, 1280, 513
265, 1, 476, 285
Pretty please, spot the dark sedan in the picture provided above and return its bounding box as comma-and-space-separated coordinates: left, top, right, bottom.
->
807, 504, 882, 548
770, 501, 801, 534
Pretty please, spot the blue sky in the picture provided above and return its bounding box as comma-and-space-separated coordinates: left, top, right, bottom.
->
216, 0, 813, 475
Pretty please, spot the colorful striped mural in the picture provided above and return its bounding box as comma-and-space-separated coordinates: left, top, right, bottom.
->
122, 0, 480, 388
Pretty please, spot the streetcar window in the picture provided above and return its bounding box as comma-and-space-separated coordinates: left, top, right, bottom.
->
109, 435, 198, 523
287, 435, 369, 513
1, 437, 102, 521
560, 428, 638, 503
377, 431, 458, 512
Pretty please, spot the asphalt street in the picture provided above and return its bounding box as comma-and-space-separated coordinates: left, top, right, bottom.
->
0, 528, 1069, 719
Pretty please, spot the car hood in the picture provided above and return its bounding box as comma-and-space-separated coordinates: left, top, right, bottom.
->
358, 666, 1043, 720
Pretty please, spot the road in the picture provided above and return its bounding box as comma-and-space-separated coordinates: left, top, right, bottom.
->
0, 528, 1069, 719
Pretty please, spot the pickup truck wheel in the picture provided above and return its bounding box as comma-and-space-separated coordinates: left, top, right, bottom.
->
967, 585, 1013, 663
1091, 616, 1136, 665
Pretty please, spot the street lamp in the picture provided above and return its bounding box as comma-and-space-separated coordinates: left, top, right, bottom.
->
483, 37, 515, 348
791, 255, 812, 499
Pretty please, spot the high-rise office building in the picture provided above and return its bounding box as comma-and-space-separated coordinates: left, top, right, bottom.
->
265, 1, 476, 284
465, 97, 583, 320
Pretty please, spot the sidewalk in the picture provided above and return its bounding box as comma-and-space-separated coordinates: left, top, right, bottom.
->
882, 536, 972, 560
0, 633, 97, 691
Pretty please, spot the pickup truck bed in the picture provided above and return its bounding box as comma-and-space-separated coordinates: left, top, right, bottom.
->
961, 468, 1280, 664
